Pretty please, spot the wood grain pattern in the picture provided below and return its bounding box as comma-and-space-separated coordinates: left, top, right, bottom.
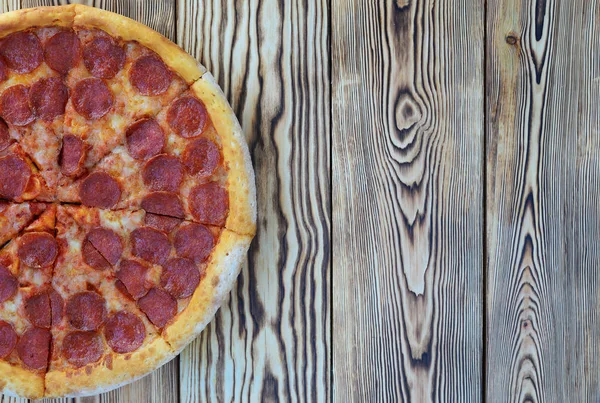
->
176, 0, 331, 402
486, 0, 600, 401
332, 0, 484, 401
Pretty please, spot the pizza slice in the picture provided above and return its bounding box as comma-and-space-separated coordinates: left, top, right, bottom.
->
56, 76, 256, 236
0, 200, 47, 246
46, 205, 173, 397
0, 204, 58, 399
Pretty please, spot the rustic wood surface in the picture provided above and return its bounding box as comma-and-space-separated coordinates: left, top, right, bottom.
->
0, 0, 599, 402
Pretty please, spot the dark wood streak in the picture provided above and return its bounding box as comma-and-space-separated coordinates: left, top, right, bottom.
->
487, 0, 600, 401
177, 0, 330, 402
333, 0, 483, 401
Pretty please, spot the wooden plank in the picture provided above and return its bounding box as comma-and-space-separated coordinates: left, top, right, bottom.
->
176, 0, 330, 402
486, 0, 600, 401
3, 1, 179, 403
332, 0, 484, 401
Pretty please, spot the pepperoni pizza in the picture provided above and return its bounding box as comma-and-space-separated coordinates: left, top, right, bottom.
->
0, 5, 256, 399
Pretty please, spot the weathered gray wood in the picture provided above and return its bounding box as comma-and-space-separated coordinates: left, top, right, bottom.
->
176, 0, 331, 402
486, 0, 600, 401
332, 0, 484, 401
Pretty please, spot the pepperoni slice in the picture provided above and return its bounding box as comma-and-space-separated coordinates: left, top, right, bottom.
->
0, 155, 31, 199
115, 280, 133, 300
0, 32, 43, 74
44, 30, 81, 75
116, 259, 149, 300
103, 311, 146, 354
174, 223, 215, 263
79, 172, 121, 208
62, 331, 103, 367
141, 192, 185, 218
142, 154, 184, 192
18, 232, 58, 269
137, 288, 177, 328
126, 118, 165, 160
16, 327, 51, 371
59, 134, 85, 177
0, 266, 17, 303
167, 96, 208, 138
145, 214, 182, 233
189, 182, 229, 226
72, 78, 113, 120
83, 37, 125, 79
0, 59, 7, 83
25, 292, 51, 328
160, 258, 201, 299
29, 77, 68, 121
0, 321, 17, 358
82, 241, 111, 270
131, 227, 171, 265
183, 138, 221, 177
66, 291, 106, 331
0, 85, 34, 126
49, 288, 64, 325
129, 55, 171, 95
0, 119, 9, 151
85, 228, 123, 266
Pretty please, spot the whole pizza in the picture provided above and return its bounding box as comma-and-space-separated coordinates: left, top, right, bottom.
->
0, 5, 256, 399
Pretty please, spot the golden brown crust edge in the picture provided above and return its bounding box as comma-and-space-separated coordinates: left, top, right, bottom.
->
73, 4, 205, 84
0, 361, 44, 399
44, 337, 174, 398
191, 74, 257, 236
0, 5, 76, 38
164, 230, 252, 352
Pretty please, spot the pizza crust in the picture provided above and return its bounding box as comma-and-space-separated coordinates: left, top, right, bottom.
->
164, 229, 252, 351
0, 360, 44, 399
191, 74, 257, 236
73, 5, 205, 84
44, 336, 175, 398
0, 5, 76, 38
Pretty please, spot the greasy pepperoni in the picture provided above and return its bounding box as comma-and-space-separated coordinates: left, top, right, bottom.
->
29, 77, 68, 121
66, 291, 106, 331
137, 288, 177, 328
82, 241, 111, 270
83, 37, 125, 79
0, 32, 43, 74
183, 138, 221, 177
141, 192, 185, 218
189, 182, 229, 226
142, 154, 184, 192
131, 227, 171, 265
126, 118, 165, 160
0, 321, 17, 358
145, 213, 182, 233
16, 327, 51, 371
174, 223, 215, 263
0, 155, 31, 199
103, 311, 146, 354
44, 30, 81, 75
167, 96, 208, 138
0, 119, 9, 151
62, 331, 103, 367
85, 228, 123, 266
59, 134, 85, 177
160, 258, 201, 299
115, 280, 133, 300
0, 59, 7, 82
18, 232, 58, 269
0, 265, 17, 303
49, 288, 64, 325
72, 78, 113, 120
25, 292, 51, 328
0, 85, 34, 126
79, 172, 121, 208
129, 55, 171, 95
116, 259, 149, 300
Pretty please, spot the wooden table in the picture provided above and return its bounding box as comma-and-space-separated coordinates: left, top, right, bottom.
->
1, 0, 598, 402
